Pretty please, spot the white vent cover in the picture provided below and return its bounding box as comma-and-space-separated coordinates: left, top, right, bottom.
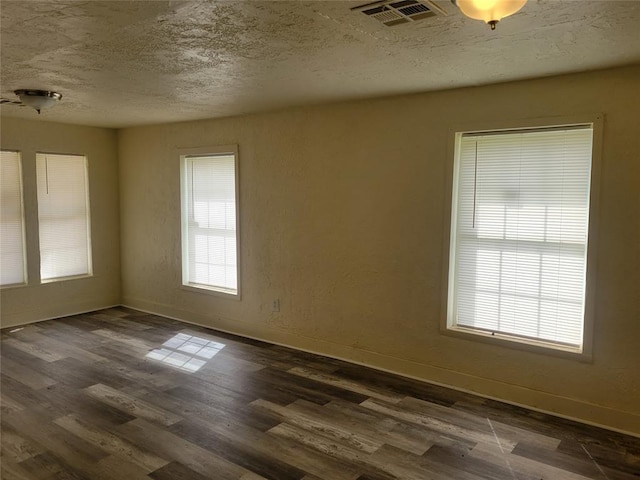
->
352, 0, 447, 26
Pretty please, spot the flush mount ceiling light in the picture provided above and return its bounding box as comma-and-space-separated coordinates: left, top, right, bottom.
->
453, 0, 527, 29
13, 89, 62, 113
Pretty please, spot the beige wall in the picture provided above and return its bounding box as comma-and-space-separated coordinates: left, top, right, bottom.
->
0, 117, 120, 326
1, 66, 637, 434
118, 65, 640, 434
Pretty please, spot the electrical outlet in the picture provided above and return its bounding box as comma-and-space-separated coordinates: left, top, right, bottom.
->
272, 299, 280, 312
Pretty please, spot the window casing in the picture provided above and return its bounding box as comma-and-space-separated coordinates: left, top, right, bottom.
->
36, 153, 92, 282
181, 147, 240, 296
444, 117, 601, 358
1, 150, 27, 287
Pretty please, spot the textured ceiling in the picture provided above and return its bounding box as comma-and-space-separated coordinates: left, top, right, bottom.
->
1, 0, 640, 128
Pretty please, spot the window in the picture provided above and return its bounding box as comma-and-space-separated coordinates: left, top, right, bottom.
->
445, 118, 601, 356
1, 150, 27, 286
181, 147, 239, 296
36, 153, 92, 281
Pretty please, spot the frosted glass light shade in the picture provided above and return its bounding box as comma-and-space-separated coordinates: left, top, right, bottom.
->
14, 89, 62, 113
455, 0, 527, 28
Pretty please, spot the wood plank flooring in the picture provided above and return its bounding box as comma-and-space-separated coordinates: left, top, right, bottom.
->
1, 307, 639, 480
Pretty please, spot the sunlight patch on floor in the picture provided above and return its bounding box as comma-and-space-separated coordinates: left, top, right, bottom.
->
146, 332, 225, 373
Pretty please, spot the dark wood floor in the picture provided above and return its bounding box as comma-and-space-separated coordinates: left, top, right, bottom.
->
1, 307, 638, 480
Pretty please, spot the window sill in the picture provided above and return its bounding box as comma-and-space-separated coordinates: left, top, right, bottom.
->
181, 283, 240, 300
0, 282, 28, 290
41, 273, 93, 284
442, 324, 592, 363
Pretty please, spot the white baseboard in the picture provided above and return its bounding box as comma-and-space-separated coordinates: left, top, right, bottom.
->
122, 296, 640, 438
0, 302, 120, 329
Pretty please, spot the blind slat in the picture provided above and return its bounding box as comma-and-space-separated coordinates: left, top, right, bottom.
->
183, 154, 238, 293
450, 127, 593, 347
0, 151, 27, 286
36, 153, 92, 281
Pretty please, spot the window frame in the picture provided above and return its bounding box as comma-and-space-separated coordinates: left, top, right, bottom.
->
441, 114, 603, 361
179, 145, 241, 299
0, 149, 28, 288
35, 151, 93, 283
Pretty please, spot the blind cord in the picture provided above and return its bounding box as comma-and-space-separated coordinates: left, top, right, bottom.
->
45, 155, 49, 194
472, 141, 478, 229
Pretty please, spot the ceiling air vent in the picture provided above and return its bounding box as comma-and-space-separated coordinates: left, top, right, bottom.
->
352, 0, 447, 27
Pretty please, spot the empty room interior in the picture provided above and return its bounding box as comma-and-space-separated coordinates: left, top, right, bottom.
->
1, 1, 639, 479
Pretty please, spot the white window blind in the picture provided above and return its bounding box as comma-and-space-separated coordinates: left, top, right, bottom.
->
36, 153, 92, 281
1, 151, 27, 286
449, 126, 594, 349
182, 153, 238, 294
